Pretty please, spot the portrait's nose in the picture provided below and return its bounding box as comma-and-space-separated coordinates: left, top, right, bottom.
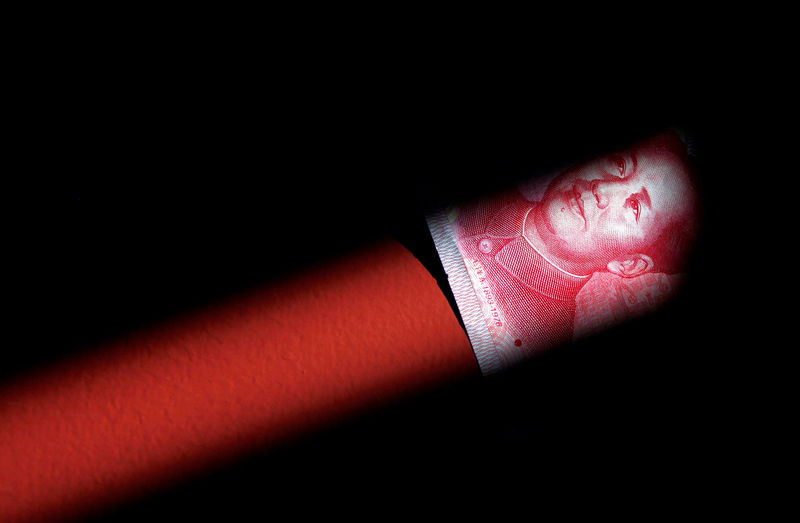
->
591, 180, 610, 209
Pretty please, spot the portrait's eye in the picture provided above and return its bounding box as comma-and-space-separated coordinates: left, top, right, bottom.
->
607, 155, 626, 178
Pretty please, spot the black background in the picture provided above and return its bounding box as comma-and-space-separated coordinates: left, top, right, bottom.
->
5, 33, 762, 521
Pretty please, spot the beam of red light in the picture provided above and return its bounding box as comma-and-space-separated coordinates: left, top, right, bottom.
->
0, 239, 476, 523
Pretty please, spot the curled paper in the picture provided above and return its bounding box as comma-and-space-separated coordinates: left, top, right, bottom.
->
427, 130, 700, 374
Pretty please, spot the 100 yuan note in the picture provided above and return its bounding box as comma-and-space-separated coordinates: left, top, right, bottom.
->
426, 130, 700, 375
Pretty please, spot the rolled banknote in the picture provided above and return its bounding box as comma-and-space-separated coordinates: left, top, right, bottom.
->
427, 129, 700, 375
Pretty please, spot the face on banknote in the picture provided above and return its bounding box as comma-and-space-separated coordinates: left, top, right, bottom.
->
426, 130, 700, 375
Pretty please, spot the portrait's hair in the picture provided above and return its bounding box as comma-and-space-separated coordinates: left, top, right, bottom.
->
643, 216, 699, 274
636, 130, 701, 275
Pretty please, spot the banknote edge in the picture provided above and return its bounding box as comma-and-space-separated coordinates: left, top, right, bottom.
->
425, 211, 503, 375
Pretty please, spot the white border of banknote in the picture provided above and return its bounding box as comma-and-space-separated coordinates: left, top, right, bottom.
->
426, 210, 503, 375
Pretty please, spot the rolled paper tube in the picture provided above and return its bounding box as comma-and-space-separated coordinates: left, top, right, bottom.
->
0, 239, 477, 523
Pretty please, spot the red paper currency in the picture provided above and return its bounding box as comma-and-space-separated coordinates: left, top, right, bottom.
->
427, 130, 700, 374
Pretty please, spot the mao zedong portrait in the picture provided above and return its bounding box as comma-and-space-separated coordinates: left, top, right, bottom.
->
453, 131, 700, 355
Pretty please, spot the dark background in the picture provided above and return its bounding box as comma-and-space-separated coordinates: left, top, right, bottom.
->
6, 37, 759, 520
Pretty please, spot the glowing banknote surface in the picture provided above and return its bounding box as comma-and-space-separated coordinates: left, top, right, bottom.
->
427, 130, 699, 375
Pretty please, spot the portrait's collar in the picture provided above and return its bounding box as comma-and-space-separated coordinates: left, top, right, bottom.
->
493, 206, 590, 302
520, 208, 592, 280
